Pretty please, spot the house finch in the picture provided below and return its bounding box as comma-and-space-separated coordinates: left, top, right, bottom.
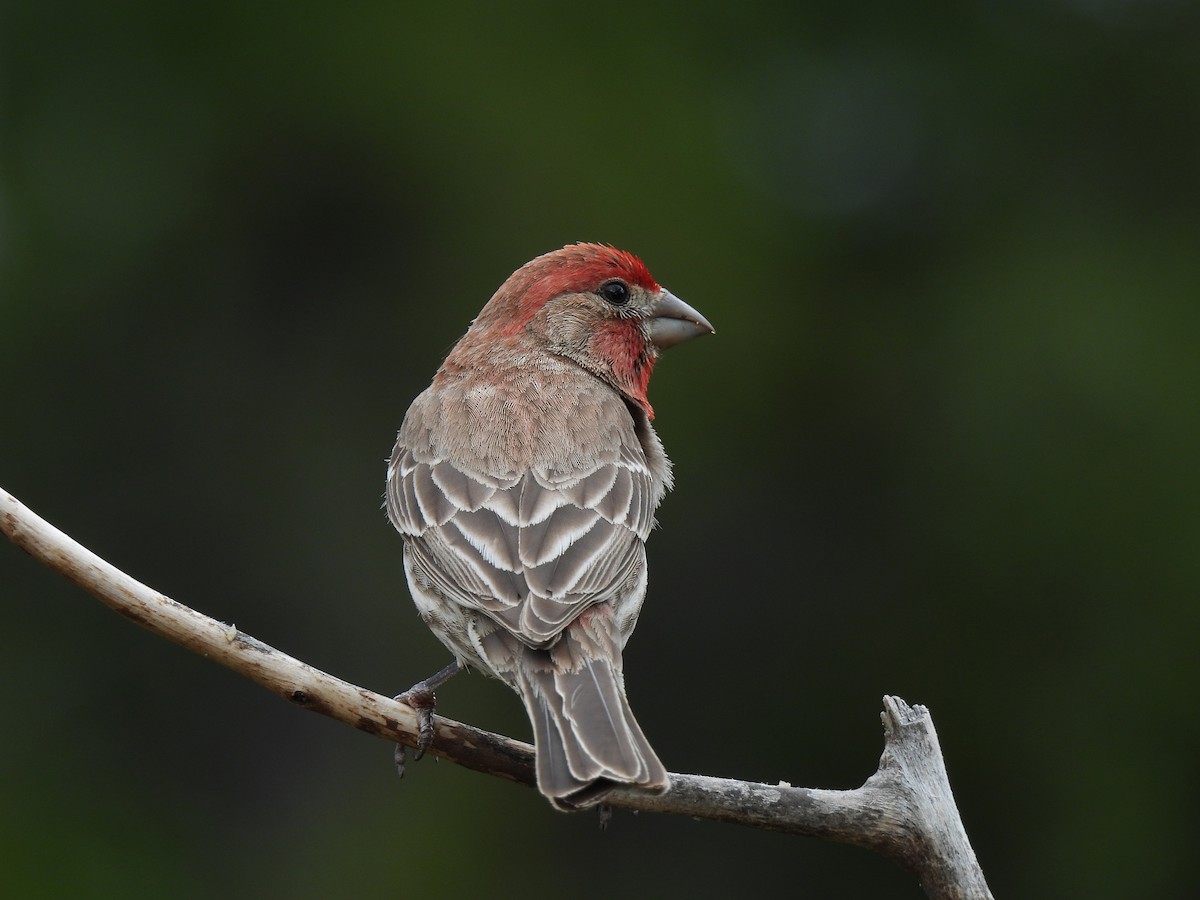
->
385, 243, 713, 810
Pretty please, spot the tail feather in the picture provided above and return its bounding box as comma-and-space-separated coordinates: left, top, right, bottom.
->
518, 657, 669, 811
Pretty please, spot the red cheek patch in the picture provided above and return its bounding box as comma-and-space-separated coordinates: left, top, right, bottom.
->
592, 319, 656, 418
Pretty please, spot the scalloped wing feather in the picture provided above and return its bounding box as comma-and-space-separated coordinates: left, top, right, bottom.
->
391, 461, 652, 648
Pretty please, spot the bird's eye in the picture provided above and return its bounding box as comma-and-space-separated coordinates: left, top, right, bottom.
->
599, 280, 630, 306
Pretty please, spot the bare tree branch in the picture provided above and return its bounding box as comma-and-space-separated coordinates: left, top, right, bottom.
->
2, 485, 993, 900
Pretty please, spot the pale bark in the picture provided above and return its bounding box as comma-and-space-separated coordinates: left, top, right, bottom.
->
2, 485, 992, 900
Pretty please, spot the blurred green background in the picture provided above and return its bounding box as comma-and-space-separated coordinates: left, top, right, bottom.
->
3, 1, 1199, 897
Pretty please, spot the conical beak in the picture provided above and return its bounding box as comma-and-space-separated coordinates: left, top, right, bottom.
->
644, 289, 715, 349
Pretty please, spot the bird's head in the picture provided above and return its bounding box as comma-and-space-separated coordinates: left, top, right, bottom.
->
468, 243, 714, 417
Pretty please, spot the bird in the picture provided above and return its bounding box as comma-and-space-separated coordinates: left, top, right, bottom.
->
385, 243, 713, 810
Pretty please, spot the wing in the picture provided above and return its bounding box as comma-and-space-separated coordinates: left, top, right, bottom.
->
387, 442, 657, 648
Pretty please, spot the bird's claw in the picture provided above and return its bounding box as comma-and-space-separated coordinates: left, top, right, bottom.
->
392, 660, 461, 776
395, 682, 438, 762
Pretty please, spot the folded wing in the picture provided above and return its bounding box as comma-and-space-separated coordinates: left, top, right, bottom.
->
387, 444, 656, 648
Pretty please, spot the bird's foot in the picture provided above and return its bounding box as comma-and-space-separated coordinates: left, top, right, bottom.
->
393, 660, 463, 772
395, 681, 438, 763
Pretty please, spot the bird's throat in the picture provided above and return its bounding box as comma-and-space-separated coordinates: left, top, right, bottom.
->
591, 319, 657, 419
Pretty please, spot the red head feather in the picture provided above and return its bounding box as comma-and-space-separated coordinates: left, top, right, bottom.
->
488, 243, 659, 335
459, 244, 665, 416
